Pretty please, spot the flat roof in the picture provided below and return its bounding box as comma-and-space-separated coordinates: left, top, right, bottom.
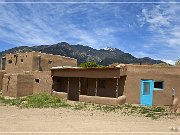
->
51, 66, 127, 78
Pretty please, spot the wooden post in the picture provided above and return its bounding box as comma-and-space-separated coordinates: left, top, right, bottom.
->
95, 79, 98, 96
79, 77, 81, 95
0, 57, 2, 70
116, 78, 119, 98
67, 77, 70, 99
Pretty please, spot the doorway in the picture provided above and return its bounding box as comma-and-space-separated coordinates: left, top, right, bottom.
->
140, 80, 154, 106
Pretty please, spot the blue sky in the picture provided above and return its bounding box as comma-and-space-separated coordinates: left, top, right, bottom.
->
0, 0, 180, 64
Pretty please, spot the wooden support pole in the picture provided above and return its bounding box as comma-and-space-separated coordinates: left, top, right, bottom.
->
95, 79, 98, 96
67, 77, 70, 99
0, 57, 2, 70
116, 78, 119, 98
79, 77, 81, 95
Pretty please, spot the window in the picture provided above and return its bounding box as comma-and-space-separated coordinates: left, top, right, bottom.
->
8, 60, 12, 64
98, 79, 106, 88
35, 79, 40, 83
21, 59, 23, 62
154, 81, 164, 90
143, 82, 150, 95
48, 60, 53, 64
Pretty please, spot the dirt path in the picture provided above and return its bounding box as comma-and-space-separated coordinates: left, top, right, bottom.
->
0, 105, 180, 135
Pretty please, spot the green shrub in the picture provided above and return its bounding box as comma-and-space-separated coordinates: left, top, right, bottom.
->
79, 62, 102, 68
23, 93, 70, 108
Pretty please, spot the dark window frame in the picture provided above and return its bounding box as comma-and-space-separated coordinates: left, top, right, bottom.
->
48, 60, 53, 64
35, 79, 40, 83
8, 59, 12, 64
98, 79, 106, 88
154, 81, 164, 90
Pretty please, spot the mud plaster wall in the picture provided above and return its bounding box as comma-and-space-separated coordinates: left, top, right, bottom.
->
2, 74, 17, 97
125, 65, 180, 105
32, 52, 77, 71
5, 52, 77, 73
51, 68, 122, 78
79, 95, 117, 106
2, 74, 34, 97
33, 71, 53, 94
97, 78, 116, 98
17, 74, 34, 97
0, 71, 6, 90
119, 76, 126, 96
5, 53, 34, 73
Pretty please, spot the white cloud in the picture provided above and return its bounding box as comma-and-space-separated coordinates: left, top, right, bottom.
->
162, 59, 175, 65
0, 3, 124, 50
137, 3, 180, 61
138, 4, 180, 45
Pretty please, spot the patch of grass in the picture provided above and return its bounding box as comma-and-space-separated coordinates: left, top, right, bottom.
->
73, 102, 88, 110
0, 96, 22, 106
0, 93, 71, 108
23, 93, 70, 108
0, 93, 171, 119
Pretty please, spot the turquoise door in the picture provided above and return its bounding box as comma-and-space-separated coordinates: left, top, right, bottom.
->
140, 80, 154, 106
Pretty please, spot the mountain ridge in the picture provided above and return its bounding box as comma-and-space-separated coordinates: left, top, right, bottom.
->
0, 42, 163, 65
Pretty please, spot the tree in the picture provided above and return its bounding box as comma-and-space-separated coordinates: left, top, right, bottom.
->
79, 62, 102, 68
175, 59, 180, 66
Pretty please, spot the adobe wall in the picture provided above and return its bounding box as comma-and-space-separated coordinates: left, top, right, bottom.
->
4, 52, 77, 73
125, 65, 180, 105
52, 91, 68, 99
97, 78, 117, 98
2, 73, 34, 97
79, 95, 126, 106
5, 52, 34, 73
0, 70, 6, 90
17, 74, 34, 97
2, 74, 18, 97
119, 76, 126, 96
51, 68, 123, 78
32, 52, 77, 71
32, 71, 53, 94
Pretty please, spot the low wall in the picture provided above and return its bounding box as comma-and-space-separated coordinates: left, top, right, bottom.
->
0, 70, 6, 90
52, 91, 68, 100
79, 95, 126, 106
32, 71, 52, 94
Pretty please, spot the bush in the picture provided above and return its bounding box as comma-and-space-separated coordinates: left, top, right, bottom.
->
79, 62, 102, 68
24, 93, 70, 108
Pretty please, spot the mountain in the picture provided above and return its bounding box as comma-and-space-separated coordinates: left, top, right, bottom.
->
0, 42, 163, 65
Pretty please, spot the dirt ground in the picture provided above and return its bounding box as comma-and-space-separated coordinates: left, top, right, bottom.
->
0, 105, 180, 135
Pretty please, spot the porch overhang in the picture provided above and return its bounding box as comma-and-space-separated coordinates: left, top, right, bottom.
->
51, 66, 127, 78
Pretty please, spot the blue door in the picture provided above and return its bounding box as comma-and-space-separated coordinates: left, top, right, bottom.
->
140, 80, 154, 106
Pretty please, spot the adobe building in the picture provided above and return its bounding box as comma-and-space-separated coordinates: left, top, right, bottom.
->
51, 65, 180, 106
0, 51, 77, 97
4, 51, 77, 73
1, 51, 180, 107
125, 65, 180, 106
51, 65, 127, 105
